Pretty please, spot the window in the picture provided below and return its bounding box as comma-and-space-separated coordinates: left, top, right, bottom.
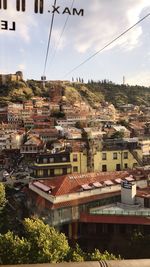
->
124, 152, 128, 159
102, 165, 107, 172
102, 153, 107, 160
144, 198, 150, 208
63, 168, 67, 175
73, 166, 78, 173
38, 169, 43, 177
124, 163, 128, 169
62, 157, 67, 162
133, 162, 137, 168
116, 164, 121, 171
43, 158, 48, 163
49, 157, 54, 163
113, 152, 118, 160
73, 154, 78, 162
50, 169, 54, 176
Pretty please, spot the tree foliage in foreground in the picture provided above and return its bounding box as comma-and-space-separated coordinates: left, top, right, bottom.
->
0, 218, 118, 264
23, 218, 69, 263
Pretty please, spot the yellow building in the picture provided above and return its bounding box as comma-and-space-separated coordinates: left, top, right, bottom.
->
32, 150, 87, 178
31, 138, 143, 178
70, 151, 87, 174
93, 139, 142, 172
94, 149, 141, 172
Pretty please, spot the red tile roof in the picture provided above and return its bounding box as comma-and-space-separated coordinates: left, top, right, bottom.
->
136, 187, 150, 198
31, 171, 130, 197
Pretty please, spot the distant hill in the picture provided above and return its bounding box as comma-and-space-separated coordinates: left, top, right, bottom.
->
86, 81, 150, 107
0, 79, 149, 107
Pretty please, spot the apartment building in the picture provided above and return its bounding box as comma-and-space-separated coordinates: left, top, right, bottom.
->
31, 146, 87, 178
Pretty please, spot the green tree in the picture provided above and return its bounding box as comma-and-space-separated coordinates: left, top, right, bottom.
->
118, 120, 129, 128
23, 218, 70, 263
129, 231, 150, 258
88, 249, 119, 261
111, 131, 124, 139
0, 231, 30, 265
66, 244, 85, 262
0, 218, 70, 264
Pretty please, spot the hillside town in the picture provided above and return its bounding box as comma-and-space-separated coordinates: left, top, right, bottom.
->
0, 71, 149, 257
1, 0, 150, 264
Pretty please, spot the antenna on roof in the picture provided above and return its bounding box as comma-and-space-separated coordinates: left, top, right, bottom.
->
123, 76, 126, 85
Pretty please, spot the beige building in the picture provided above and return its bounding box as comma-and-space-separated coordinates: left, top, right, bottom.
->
0, 71, 23, 85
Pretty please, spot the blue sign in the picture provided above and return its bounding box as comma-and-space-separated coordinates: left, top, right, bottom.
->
122, 181, 132, 189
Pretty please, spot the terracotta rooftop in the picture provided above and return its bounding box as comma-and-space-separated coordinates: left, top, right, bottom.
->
31, 128, 58, 134
24, 135, 43, 146
67, 140, 87, 152
31, 171, 130, 197
129, 121, 146, 129
136, 187, 150, 198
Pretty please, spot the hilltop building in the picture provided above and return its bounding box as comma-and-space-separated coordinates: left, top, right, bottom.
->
0, 71, 23, 85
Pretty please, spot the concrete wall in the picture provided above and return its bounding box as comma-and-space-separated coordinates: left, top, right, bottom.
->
121, 183, 136, 205
2, 259, 150, 267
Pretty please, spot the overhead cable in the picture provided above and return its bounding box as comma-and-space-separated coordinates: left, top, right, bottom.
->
43, 0, 57, 76
63, 12, 150, 77
50, 0, 75, 67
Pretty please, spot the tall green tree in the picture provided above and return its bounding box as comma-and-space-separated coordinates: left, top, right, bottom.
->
0, 218, 70, 264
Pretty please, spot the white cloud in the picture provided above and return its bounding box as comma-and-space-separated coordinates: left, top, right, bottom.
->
18, 64, 26, 70
66, 0, 150, 54
0, 1, 37, 43
127, 71, 150, 86
51, 29, 66, 50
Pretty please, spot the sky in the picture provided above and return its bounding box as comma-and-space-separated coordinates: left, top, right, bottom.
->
0, 0, 150, 86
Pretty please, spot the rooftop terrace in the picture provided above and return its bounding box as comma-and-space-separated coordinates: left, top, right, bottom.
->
90, 203, 150, 217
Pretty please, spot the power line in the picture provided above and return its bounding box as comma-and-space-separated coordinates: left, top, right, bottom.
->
50, 0, 75, 67
63, 12, 150, 78
43, 0, 57, 76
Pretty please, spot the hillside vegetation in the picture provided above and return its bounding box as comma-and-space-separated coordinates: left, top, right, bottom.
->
0, 80, 149, 107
